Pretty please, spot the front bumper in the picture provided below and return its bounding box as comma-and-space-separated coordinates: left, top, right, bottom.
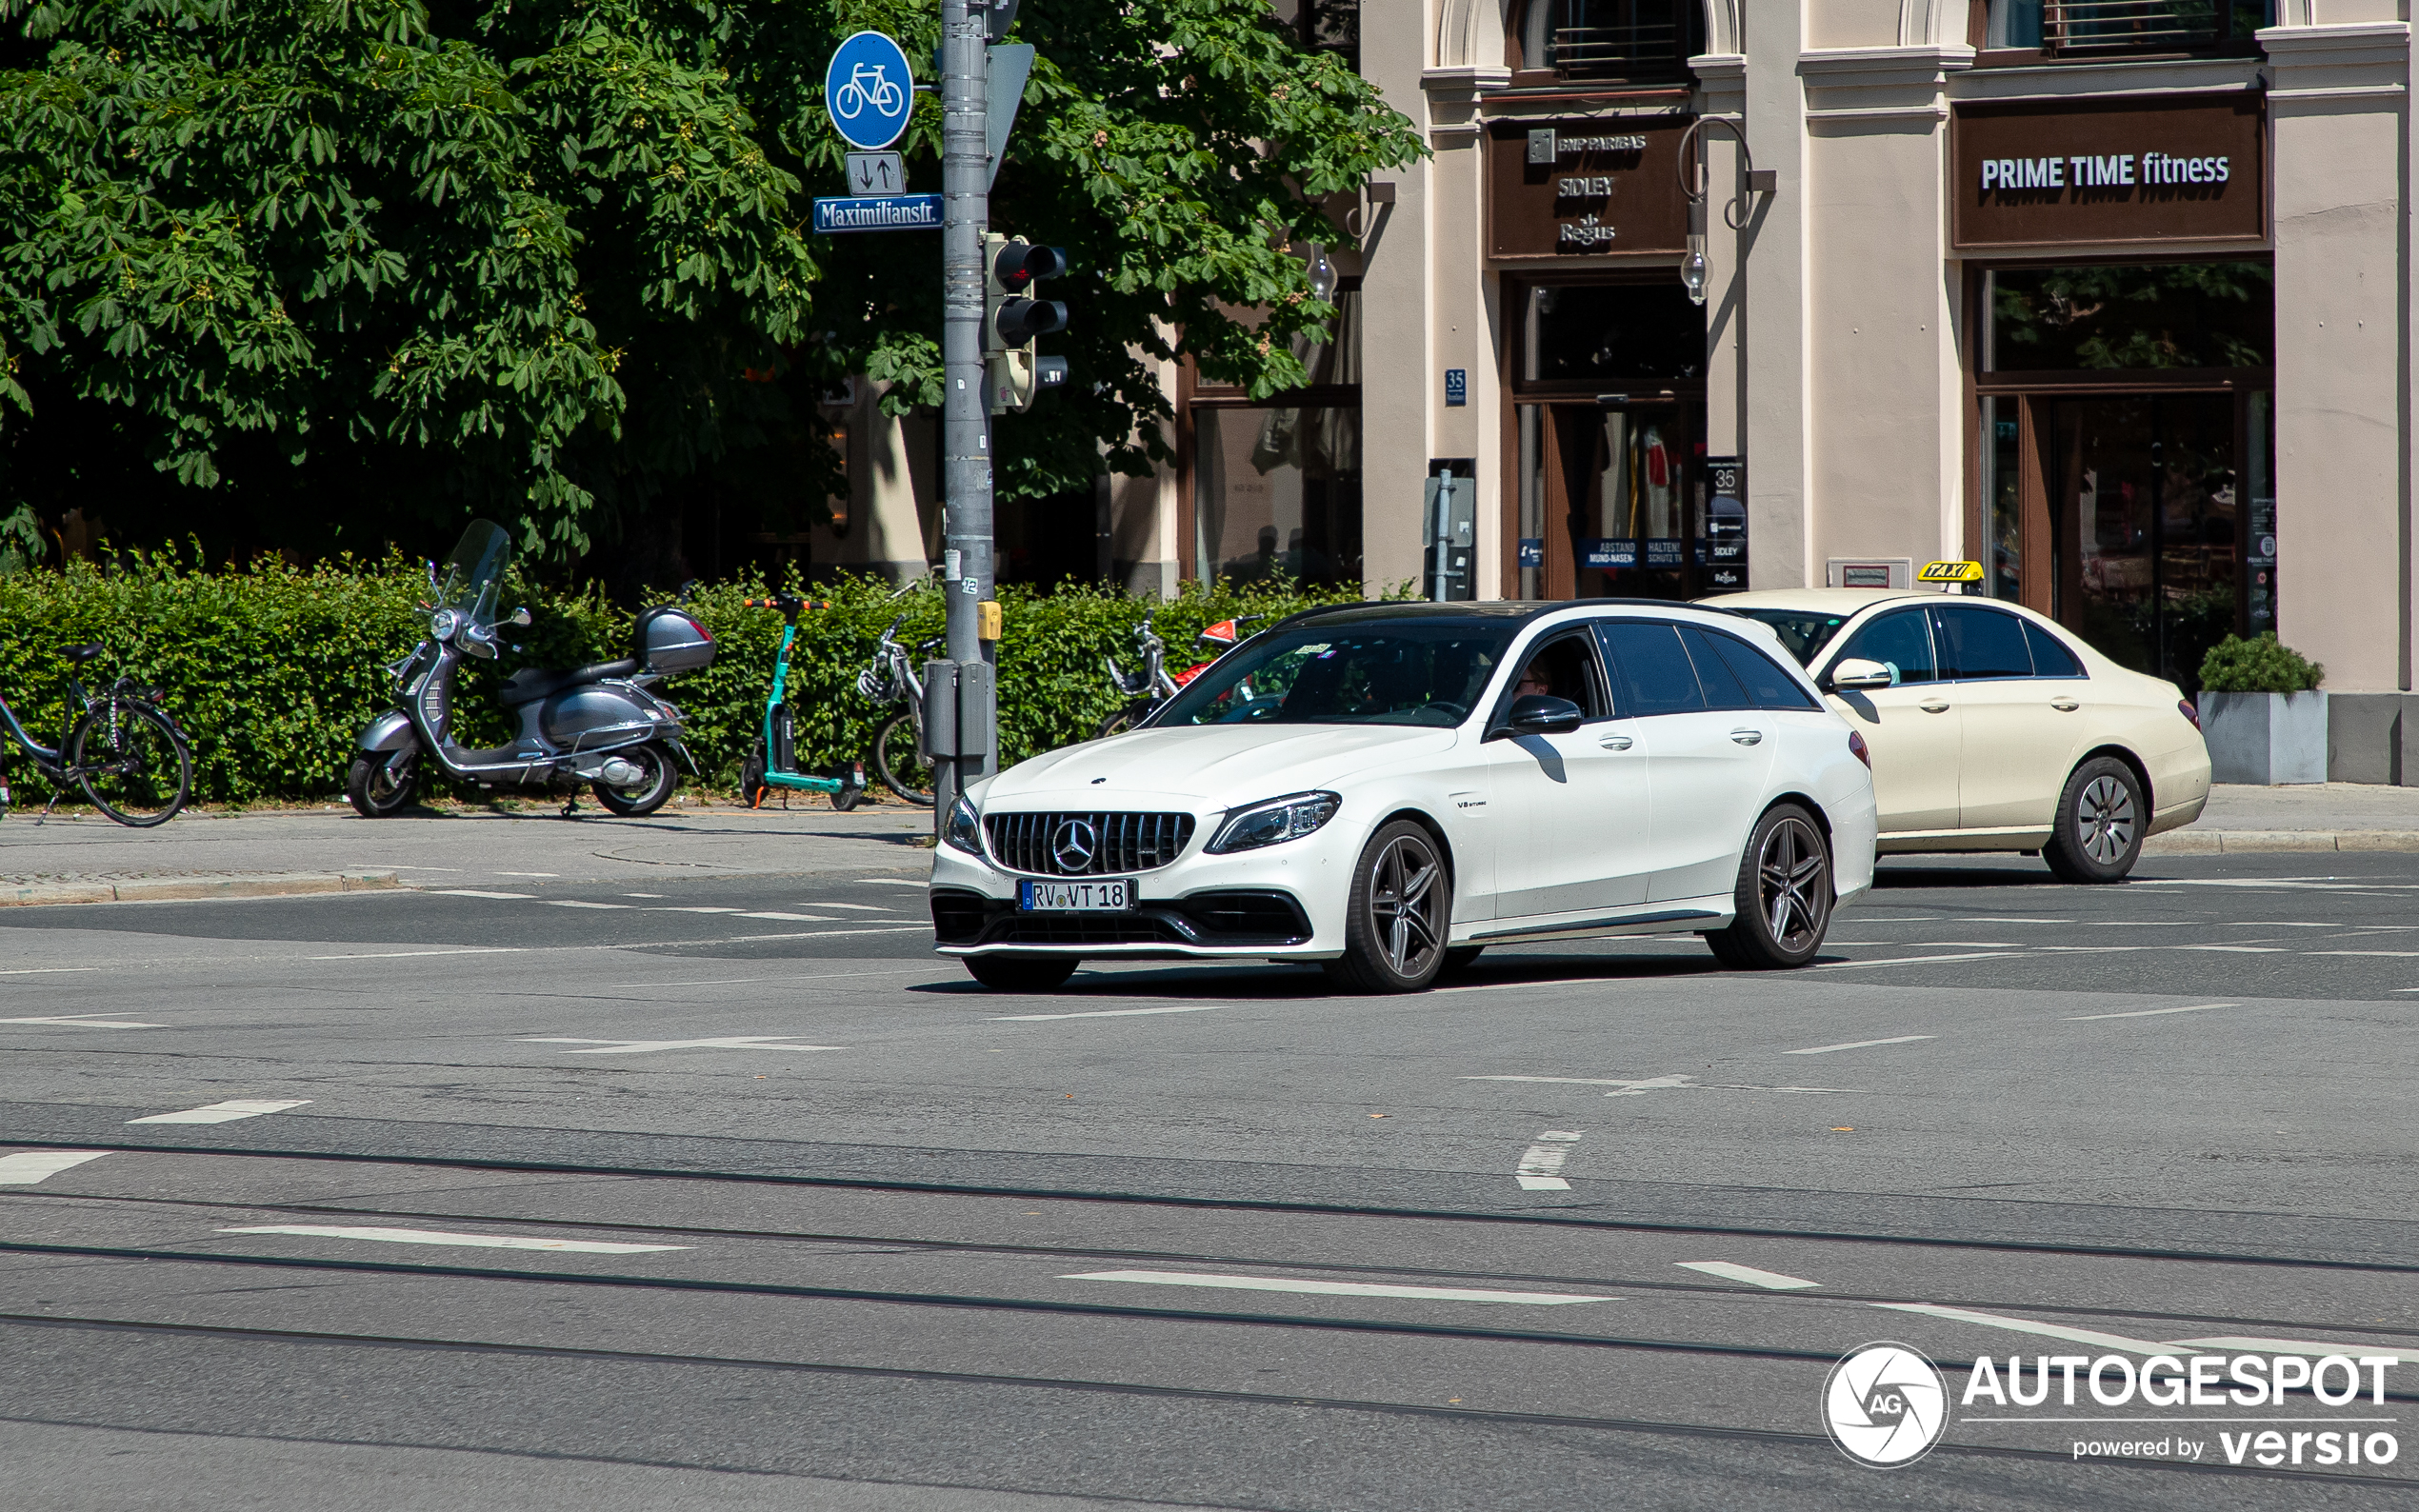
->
929, 810, 1356, 959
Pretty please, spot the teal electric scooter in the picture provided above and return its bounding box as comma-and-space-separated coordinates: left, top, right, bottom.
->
738, 594, 868, 810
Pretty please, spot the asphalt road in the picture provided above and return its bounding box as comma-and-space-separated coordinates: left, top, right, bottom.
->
2, 852, 2414, 1509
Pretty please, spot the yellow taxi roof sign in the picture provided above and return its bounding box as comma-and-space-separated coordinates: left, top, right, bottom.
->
1918, 560, 1985, 584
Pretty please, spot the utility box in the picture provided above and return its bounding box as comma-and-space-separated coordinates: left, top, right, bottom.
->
921, 658, 997, 773
1423, 459, 1477, 602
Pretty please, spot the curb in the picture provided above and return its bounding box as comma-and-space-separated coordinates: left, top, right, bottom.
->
2144, 830, 2419, 855
0, 872, 402, 907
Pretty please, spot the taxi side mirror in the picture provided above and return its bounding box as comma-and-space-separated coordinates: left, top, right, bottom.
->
1829, 657, 1892, 690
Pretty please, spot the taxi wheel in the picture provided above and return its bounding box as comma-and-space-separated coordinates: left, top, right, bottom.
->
966, 954, 1078, 991
1707, 803, 1832, 970
1324, 821, 1451, 994
2044, 756, 2144, 885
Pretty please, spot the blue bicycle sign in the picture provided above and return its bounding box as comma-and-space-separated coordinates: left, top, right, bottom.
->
824, 30, 913, 151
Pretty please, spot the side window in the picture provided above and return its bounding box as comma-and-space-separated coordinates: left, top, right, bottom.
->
2023, 619, 2087, 679
1596, 621, 1708, 717
1933, 606, 2034, 681
1704, 629, 1823, 710
1501, 630, 1609, 721
1830, 608, 1938, 686
1677, 626, 1752, 710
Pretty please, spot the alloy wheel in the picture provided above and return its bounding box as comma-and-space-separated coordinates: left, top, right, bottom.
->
1368, 833, 1444, 978
2077, 773, 2137, 865
1756, 815, 1829, 951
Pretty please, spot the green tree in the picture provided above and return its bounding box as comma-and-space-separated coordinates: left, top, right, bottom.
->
0, 1, 1419, 566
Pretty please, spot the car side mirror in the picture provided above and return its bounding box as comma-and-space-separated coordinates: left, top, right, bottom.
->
510, 607, 532, 627
1829, 657, 1893, 690
1506, 694, 1584, 736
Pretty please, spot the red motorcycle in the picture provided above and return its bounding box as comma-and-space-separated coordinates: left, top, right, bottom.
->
1097, 614, 1259, 738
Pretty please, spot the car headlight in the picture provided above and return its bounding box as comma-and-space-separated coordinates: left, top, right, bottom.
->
943, 794, 983, 855
1206, 791, 1340, 854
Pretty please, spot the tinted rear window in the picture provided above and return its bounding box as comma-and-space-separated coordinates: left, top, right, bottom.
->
1704, 630, 1822, 709
1739, 608, 1849, 666
2024, 619, 2086, 678
1934, 606, 2033, 680
1596, 621, 1707, 716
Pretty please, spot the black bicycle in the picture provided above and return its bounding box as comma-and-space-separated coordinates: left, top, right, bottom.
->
0, 644, 193, 826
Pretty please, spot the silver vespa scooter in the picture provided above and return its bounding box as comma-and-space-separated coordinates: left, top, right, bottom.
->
347, 520, 714, 818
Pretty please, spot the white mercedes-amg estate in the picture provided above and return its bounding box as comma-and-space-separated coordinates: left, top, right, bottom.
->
930, 602, 1878, 993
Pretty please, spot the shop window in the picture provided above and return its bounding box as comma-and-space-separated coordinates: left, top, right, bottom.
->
1977, 0, 2270, 58
1190, 288, 1362, 589
1984, 263, 2271, 373
1520, 283, 1703, 385
1509, 0, 1701, 85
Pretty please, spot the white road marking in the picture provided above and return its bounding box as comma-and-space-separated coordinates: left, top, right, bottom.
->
1677, 1261, 1820, 1290
1841, 915, 1944, 921
547, 901, 631, 910
621, 893, 667, 898
1872, 1302, 2168, 1354
595, 969, 933, 990
989, 1005, 1221, 1022
798, 902, 891, 912
1064, 1269, 1615, 1305
1602, 1075, 1692, 1097
1467, 1074, 1672, 1087
0, 1014, 168, 1029
1817, 952, 2023, 970
221, 1225, 686, 1254
652, 906, 744, 914
1462, 1074, 1858, 1094
430, 889, 536, 900
129, 1100, 311, 1124
2167, 1336, 2419, 1366
1908, 942, 2025, 948
2307, 950, 2419, 958
732, 912, 846, 922
1516, 1130, 1582, 1189
310, 948, 522, 960
495, 872, 559, 878
725, 926, 928, 942
516, 1036, 846, 1055
0, 1151, 110, 1184
0, 968, 101, 977
861, 878, 930, 887
2169, 945, 2289, 953
1785, 1035, 1934, 1055
2065, 1003, 2236, 1021
1958, 918, 2074, 925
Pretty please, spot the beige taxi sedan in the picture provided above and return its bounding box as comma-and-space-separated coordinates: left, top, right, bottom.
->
1702, 589, 2209, 882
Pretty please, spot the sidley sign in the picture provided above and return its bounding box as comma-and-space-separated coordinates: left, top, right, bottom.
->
1951, 93, 2266, 249
1488, 117, 1691, 260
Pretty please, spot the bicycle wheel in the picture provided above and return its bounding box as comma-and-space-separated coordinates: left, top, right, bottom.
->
1095, 700, 1153, 741
71, 701, 191, 827
871, 712, 934, 806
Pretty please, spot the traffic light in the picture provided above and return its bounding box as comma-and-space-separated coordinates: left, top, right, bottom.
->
984, 233, 1068, 413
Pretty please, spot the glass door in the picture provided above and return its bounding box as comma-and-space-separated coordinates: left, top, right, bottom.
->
1518, 401, 1703, 600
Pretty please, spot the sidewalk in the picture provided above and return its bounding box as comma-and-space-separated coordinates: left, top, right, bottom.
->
0, 795, 935, 905
2146, 783, 2419, 855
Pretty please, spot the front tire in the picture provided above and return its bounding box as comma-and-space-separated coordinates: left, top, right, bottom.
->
1324, 820, 1451, 994
592, 743, 677, 817
345, 753, 419, 819
1707, 803, 1833, 970
872, 711, 933, 806
965, 954, 1078, 991
2043, 756, 2144, 884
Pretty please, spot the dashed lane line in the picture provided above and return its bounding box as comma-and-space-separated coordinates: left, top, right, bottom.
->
0, 1014, 168, 1029
1817, 951, 2021, 970
1871, 1302, 2169, 1355
989, 1005, 1224, 1022
0, 1151, 110, 1185
429, 889, 535, 900
2168, 1337, 2419, 1367
2064, 1003, 2236, 1022
1063, 1270, 1616, 1305
1676, 1262, 1820, 1291
128, 1100, 311, 1125
516, 1036, 846, 1055
1515, 1131, 1582, 1190
1785, 1035, 1934, 1055
221, 1225, 686, 1255
310, 948, 523, 961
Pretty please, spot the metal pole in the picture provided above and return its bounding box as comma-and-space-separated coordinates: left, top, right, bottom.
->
937, 0, 992, 831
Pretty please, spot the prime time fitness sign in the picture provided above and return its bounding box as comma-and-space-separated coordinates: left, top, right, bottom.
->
1952, 93, 2266, 249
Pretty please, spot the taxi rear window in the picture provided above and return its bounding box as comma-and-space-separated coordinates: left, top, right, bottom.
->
1739, 609, 1847, 666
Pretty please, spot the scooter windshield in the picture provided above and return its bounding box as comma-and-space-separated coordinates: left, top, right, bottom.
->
436, 520, 512, 625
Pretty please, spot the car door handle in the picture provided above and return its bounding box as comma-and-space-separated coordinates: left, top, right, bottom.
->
1598, 734, 1633, 750
2050, 697, 2080, 711
1729, 727, 1763, 746
1919, 700, 1951, 713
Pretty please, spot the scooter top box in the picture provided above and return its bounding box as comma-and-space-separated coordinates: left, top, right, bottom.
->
638, 606, 715, 674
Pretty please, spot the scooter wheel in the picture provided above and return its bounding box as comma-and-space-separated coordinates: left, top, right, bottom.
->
739, 743, 769, 809
830, 786, 861, 812
346, 754, 418, 819
592, 744, 677, 817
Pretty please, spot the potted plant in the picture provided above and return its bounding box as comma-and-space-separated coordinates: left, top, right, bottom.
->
2196, 634, 2327, 784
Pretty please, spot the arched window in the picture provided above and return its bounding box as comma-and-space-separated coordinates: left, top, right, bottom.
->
1509, 0, 1703, 85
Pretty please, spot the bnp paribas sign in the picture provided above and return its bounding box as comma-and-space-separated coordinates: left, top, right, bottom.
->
1952, 93, 2265, 250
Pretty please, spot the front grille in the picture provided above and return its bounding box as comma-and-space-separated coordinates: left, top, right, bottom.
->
985, 810, 1195, 876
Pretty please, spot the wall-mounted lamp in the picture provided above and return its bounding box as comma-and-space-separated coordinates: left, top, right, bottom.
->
1673, 119, 1774, 307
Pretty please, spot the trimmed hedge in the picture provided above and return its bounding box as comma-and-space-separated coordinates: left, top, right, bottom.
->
0, 551, 1369, 805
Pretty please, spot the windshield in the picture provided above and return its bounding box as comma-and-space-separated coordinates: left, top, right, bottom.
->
1739, 607, 1849, 666
1154, 620, 1516, 728
436, 520, 511, 623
